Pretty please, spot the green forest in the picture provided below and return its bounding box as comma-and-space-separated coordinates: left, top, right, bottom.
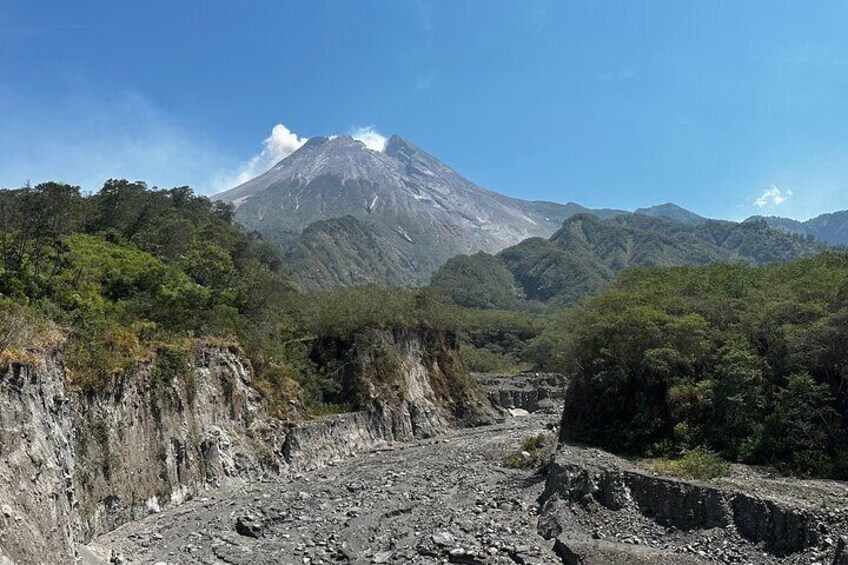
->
0, 181, 456, 417
1, 181, 847, 478
553, 256, 848, 478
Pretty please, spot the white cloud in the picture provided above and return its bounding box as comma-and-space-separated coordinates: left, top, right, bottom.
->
214, 123, 307, 191
351, 126, 388, 152
755, 185, 792, 208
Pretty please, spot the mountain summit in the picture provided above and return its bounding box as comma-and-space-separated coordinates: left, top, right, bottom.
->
635, 202, 707, 225
216, 134, 620, 287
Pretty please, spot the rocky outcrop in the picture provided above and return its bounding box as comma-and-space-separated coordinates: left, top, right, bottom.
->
474, 372, 567, 413
319, 329, 499, 441
0, 353, 77, 565
73, 345, 284, 540
553, 536, 704, 565
281, 411, 387, 471
539, 445, 847, 564
0, 329, 495, 563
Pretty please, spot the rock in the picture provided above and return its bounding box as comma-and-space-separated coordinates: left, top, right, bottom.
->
372, 550, 393, 563
235, 515, 265, 538
834, 537, 848, 565
432, 531, 455, 546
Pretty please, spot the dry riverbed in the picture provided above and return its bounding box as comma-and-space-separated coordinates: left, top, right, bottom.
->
89, 414, 562, 565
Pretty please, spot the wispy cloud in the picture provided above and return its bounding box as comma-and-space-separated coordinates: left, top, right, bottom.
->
0, 88, 224, 194
755, 185, 792, 208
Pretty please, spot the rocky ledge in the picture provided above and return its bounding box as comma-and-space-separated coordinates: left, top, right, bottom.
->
473, 372, 568, 414
539, 444, 848, 564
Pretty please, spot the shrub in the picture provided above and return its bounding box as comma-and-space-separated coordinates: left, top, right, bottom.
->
502, 433, 556, 469
652, 449, 730, 480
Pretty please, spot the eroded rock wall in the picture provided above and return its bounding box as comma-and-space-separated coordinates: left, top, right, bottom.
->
540, 446, 832, 562
320, 328, 499, 442
73, 345, 284, 540
0, 329, 493, 563
474, 372, 568, 413
0, 353, 77, 564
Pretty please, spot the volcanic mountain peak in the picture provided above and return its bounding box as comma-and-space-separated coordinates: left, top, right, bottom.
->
215, 134, 613, 288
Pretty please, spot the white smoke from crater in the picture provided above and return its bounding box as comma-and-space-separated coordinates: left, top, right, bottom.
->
215, 123, 389, 192
214, 123, 307, 191
351, 125, 388, 152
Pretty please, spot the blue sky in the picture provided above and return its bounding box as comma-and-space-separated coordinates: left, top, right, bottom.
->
2, 1, 848, 220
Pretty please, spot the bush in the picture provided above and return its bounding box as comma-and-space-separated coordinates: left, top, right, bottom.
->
652, 449, 730, 480
502, 433, 555, 469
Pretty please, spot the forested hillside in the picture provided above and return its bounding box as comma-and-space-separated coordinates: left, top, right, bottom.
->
543, 254, 848, 478
432, 213, 824, 310
0, 181, 460, 416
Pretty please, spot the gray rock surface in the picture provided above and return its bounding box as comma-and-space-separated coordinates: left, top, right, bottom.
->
87, 414, 563, 564
474, 372, 568, 414
0, 331, 497, 563
0, 353, 78, 564
539, 444, 848, 564
73, 345, 285, 541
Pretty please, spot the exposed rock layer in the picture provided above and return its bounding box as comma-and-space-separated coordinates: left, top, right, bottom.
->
0, 329, 492, 564
474, 372, 568, 413
0, 354, 77, 565
540, 444, 848, 564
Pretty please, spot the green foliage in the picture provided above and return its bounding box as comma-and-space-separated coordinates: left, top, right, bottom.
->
502, 433, 556, 469
430, 251, 529, 310
0, 181, 309, 406
431, 213, 824, 311
450, 308, 550, 373
459, 343, 529, 373
0, 180, 496, 418
651, 449, 730, 481
558, 253, 848, 478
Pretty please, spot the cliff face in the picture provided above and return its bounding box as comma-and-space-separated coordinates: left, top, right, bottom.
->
281, 329, 499, 471
73, 345, 283, 540
0, 353, 77, 565
320, 329, 498, 439
0, 330, 494, 564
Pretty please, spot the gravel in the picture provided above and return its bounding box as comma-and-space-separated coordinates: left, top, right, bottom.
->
89, 415, 562, 564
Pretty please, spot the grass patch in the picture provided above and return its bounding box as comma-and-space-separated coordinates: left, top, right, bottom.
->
502, 432, 556, 469
651, 449, 730, 480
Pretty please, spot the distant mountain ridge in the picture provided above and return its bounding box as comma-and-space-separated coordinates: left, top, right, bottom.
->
635, 202, 707, 224
216, 134, 624, 288
746, 211, 848, 247
217, 132, 822, 291
431, 213, 824, 310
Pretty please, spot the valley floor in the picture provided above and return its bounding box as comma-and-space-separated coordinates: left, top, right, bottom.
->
85, 409, 848, 565
88, 414, 561, 565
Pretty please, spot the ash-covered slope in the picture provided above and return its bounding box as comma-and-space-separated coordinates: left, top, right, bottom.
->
216, 135, 620, 287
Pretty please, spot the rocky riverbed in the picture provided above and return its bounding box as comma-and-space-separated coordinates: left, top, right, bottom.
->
89, 414, 562, 565
89, 409, 848, 565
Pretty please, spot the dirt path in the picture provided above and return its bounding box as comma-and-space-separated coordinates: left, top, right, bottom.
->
89, 414, 562, 565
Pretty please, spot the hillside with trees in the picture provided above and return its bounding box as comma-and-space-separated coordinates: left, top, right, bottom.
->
0, 181, 463, 416
432, 213, 825, 310
542, 254, 848, 478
